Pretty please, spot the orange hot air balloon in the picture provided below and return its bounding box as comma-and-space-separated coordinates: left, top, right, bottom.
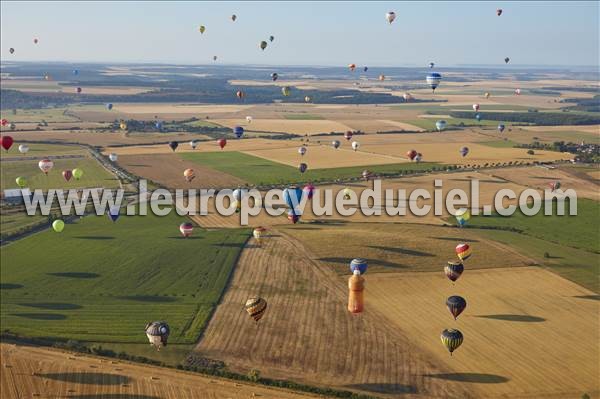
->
378, 74, 385, 81
184, 168, 195, 182
348, 270, 365, 314
348, 63, 356, 72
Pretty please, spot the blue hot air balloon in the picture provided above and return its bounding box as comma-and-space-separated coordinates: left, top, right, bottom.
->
498, 123, 506, 133
426, 72, 442, 92
299, 163, 307, 173
350, 258, 368, 275
233, 126, 244, 138
283, 186, 303, 210
475, 113, 481, 122
106, 103, 113, 110
436, 120, 447, 132
72, 69, 79, 75
363, 66, 368, 72
108, 206, 120, 222
155, 121, 163, 130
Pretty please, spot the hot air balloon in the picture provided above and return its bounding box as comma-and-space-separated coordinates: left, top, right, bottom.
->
168, 141, 178, 152
244, 116, 253, 124
504, 57, 510, 64
429, 62, 435, 69
233, 126, 244, 139
106, 103, 113, 110
119, 121, 127, 130
236, 90, 245, 100
406, 150, 418, 161
44, 74, 51, 81
348, 63, 356, 72
344, 131, 353, 141
287, 209, 300, 224
145, 321, 170, 350
414, 153, 423, 162
298, 146, 307, 156
0, 135, 13, 151
283, 186, 303, 209
497, 8, 503, 16
213, 55, 218, 61
484, 92, 490, 99
16, 176, 27, 188
352, 141, 359, 151
73, 69, 79, 75
155, 121, 163, 130
245, 297, 267, 323
190, 140, 200, 149
52, 219, 65, 233
459, 146, 469, 157
269, 35, 274, 42
332, 140, 340, 149
385, 11, 396, 24
73, 168, 83, 180
441, 329, 463, 355
472, 104, 480, 112
403, 92, 413, 102
62, 170, 73, 182
109, 153, 118, 162
271, 72, 278, 81
253, 226, 266, 244
76, 87, 82, 94
281, 86, 291, 96
108, 206, 120, 222
9, 123, 15, 130
218, 138, 227, 149
348, 270, 365, 314
303, 183, 315, 200
446, 296, 467, 320
343, 187, 353, 200
231, 14, 237, 22
549, 181, 561, 191
38, 159, 54, 175
363, 66, 368, 72
445, 261, 464, 282
1, 119, 8, 127
362, 170, 372, 180
299, 163, 308, 173
199, 25, 206, 34
184, 168, 195, 182
9, 48, 15, 54
378, 74, 385, 81
426, 73, 442, 92
455, 208, 470, 227
436, 120, 447, 132
33, 38, 39, 44
475, 113, 482, 122
350, 258, 368, 275
455, 243, 472, 261
260, 41, 268, 51
498, 123, 506, 133
180, 222, 194, 237
304, 96, 312, 103
514, 88, 521, 95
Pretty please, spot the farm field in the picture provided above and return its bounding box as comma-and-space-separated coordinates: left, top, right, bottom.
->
213, 118, 353, 135
366, 267, 599, 399
0, 212, 248, 351
0, 343, 317, 399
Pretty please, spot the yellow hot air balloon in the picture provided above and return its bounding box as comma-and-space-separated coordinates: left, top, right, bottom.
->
281, 86, 291, 96
184, 168, 195, 182
253, 226, 266, 245
245, 297, 267, 323
119, 121, 127, 131
441, 329, 464, 356
485, 92, 491, 99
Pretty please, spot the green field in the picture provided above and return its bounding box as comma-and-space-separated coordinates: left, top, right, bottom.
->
1, 107, 79, 123
0, 143, 86, 156
283, 114, 325, 120
0, 210, 47, 239
408, 117, 500, 130
181, 151, 439, 186
183, 120, 220, 127
480, 139, 519, 148
1, 157, 120, 191
0, 212, 249, 349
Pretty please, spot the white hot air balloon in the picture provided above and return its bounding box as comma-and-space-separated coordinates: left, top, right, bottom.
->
298, 146, 307, 156
18, 144, 29, 154
38, 158, 54, 175
109, 153, 118, 162
351, 141, 359, 151
190, 140, 200, 149
246, 116, 253, 123
386, 11, 396, 24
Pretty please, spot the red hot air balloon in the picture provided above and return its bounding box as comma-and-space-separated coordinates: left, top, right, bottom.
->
218, 138, 227, 149
1, 135, 14, 151
455, 243, 472, 261
180, 222, 194, 237
62, 170, 73, 181
76, 87, 82, 94
344, 131, 353, 141
236, 90, 245, 100
406, 149, 418, 161
444, 261, 464, 282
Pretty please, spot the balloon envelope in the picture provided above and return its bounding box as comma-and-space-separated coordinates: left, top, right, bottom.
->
436, 120, 447, 131
245, 297, 267, 322
72, 168, 83, 180
455, 243, 472, 261
350, 258, 368, 275
16, 176, 27, 188
38, 159, 54, 174
52, 220, 65, 233
444, 261, 464, 282
62, 170, 73, 181
233, 126, 244, 138
446, 296, 467, 320
18, 144, 29, 154
441, 329, 464, 355
1, 135, 14, 151
168, 141, 178, 151
426, 73, 442, 91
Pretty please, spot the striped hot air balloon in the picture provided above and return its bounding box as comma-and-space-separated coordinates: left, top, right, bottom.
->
445, 261, 464, 282
441, 329, 463, 355
303, 183, 315, 200
180, 222, 194, 237
245, 297, 267, 323
145, 321, 170, 350
426, 72, 442, 92
446, 296, 467, 320
350, 258, 368, 275
455, 243, 472, 261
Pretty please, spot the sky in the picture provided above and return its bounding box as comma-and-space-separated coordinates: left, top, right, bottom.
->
1, 1, 598, 67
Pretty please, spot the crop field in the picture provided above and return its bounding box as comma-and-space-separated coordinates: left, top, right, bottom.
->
0, 343, 315, 399
0, 212, 248, 349
196, 232, 469, 398
212, 118, 353, 135
366, 267, 599, 398
0, 107, 80, 123
1, 157, 120, 191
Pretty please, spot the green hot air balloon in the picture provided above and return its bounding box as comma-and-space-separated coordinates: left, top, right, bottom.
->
52, 220, 65, 233
72, 168, 83, 180
15, 176, 27, 188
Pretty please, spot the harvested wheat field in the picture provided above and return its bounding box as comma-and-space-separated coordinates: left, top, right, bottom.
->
196, 232, 471, 398
118, 153, 246, 189
366, 267, 600, 398
353, 130, 494, 145
0, 343, 316, 399
481, 165, 600, 201
213, 118, 353, 135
